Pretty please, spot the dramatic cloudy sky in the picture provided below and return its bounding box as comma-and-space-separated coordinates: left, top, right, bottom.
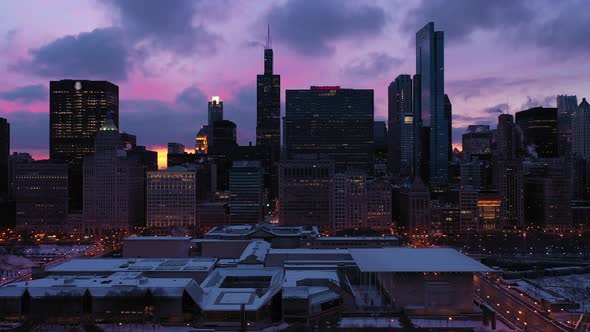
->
1, 0, 589, 164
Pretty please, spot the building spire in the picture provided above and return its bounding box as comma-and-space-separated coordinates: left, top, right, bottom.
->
266, 24, 271, 49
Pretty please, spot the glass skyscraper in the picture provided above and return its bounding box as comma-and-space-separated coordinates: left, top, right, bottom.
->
388, 74, 415, 177
415, 22, 448, 186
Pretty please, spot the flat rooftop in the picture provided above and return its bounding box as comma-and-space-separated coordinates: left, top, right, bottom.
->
315, 236, 399, 241
349, 248, 493, 273
47, 257, 217, 273
125, 236, 192, 241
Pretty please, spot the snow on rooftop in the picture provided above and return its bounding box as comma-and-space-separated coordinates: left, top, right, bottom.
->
125, 236, 191, 241
349, 248, 493, 273
47, 257, 216, 273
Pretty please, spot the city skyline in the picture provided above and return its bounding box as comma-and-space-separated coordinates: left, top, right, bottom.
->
1, 1, 589, 165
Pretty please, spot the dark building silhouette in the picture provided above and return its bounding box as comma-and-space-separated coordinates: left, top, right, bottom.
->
0, 117, 9, 199
374, 121, 387, 161
284, 86, 374, 172
388, 75, 415, 177
462, 125, 491, 158
208, 96, 223, 126
445, 94, 452, 162
415, 22, 448, 187
256, 30, 281, 202
557, 95, 578, 157
515, 107, 558, 158
210, 120, 237, 155
49, 80, 119, 211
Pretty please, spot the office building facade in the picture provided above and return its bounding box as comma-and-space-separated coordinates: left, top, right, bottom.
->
146, 166, 197, 230
284, 86, 374, 172
557, 95, 578, 156
0, 117, 9, 199
515, 107, 558, 158
573, 98, 590, 160
388, 75, 415, 177
229, 161, 264, 224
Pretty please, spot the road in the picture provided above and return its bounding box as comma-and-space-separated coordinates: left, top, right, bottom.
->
475, 274, 568, 332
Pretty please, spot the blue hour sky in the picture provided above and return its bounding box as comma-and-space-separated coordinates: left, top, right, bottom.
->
0, 0, 588, 161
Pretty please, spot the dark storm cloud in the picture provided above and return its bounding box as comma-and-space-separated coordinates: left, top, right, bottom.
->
342, 52, 402, 80
175, 85, 208, 108
119, 99, 206, 147
14, 28, 128, 81
482, 103, 509, 114
2, 111, 48, 150
0, 84, 47, 103
224, 85, 257, 144
266, 0, 386, 56
447, 77, 536, 100
103, 0, 219, 55
401, 0, 533, 43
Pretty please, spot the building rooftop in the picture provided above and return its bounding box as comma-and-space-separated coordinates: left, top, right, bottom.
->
125, 236, 192, 241
198, 267, 283, 311
47, 257, 217, 274
349, 248, 493, 273
0, 272, 203, 299
204, 223, 319, 239
315, 236, 399, 241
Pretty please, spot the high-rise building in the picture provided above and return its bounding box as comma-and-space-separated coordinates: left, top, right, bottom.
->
195, 126, 209, 155
49, 80, 119, 211
459, 185, 478, 233
460, 155, 493, 190
515, 107, 558, 158
557, 95, 578, 156
333, 171, 367, 232
209, 120, 237, 155
50, 80, 119, 162
284, 86, 374, 172
278, 158, 334, 228
208, 96, 223, 126
256, 28, 281, 164
445, 94, 452, 162
573, 98, 590, 160
229, 161, 264, 224
524, 160, 572, 231
388, 75, 415, 177
83, 117, 145, 234
462, 125, 491, 158
366, 176, 392, 231
168, 143, 185, 155
13, 160, 68, 232
398, 176, 430, 234
146, 166, 197, 231
495, 114, 524, 228
415, 22, 448, 186
0, 117, 9, 199
477, 191, 501, 231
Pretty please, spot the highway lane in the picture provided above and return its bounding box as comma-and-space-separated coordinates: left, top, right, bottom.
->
475, 274, 568, 332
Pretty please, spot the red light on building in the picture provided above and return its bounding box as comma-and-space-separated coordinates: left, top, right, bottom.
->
311, 86, 341, 90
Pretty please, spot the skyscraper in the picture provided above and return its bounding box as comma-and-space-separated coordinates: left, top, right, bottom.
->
462, 125, 491, 158
0, 117, 9, 199
494, 114, 524, 228
515, 107, 558, 158
229, 161, 264, 224
445, 94, 452, 162
256, 27, 281, 162
83, 117, 145, 234
278, 158, 334, 228
49, 80, 119, 211
284, 86, 374, 172
208, 96, 223, 126
13, 160, 68, 232
557, 94, 578, 156
573, 98, 590, 160
415, 22, 448, 186
388, 75, 415, 177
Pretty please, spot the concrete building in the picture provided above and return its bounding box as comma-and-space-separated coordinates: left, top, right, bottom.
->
146, 166, 197, 232
462, 125, 491, 158
229, 161, 264, 224
82, 117, 145, 234
366, 177, 392, 231
459, 185, 478, 233
398, 177, 431, 234
278, 158, 334, 229
13, 160, 68, 232
333, 171, 367, 232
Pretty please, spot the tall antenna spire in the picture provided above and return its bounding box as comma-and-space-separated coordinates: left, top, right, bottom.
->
266, 24, 272, 49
